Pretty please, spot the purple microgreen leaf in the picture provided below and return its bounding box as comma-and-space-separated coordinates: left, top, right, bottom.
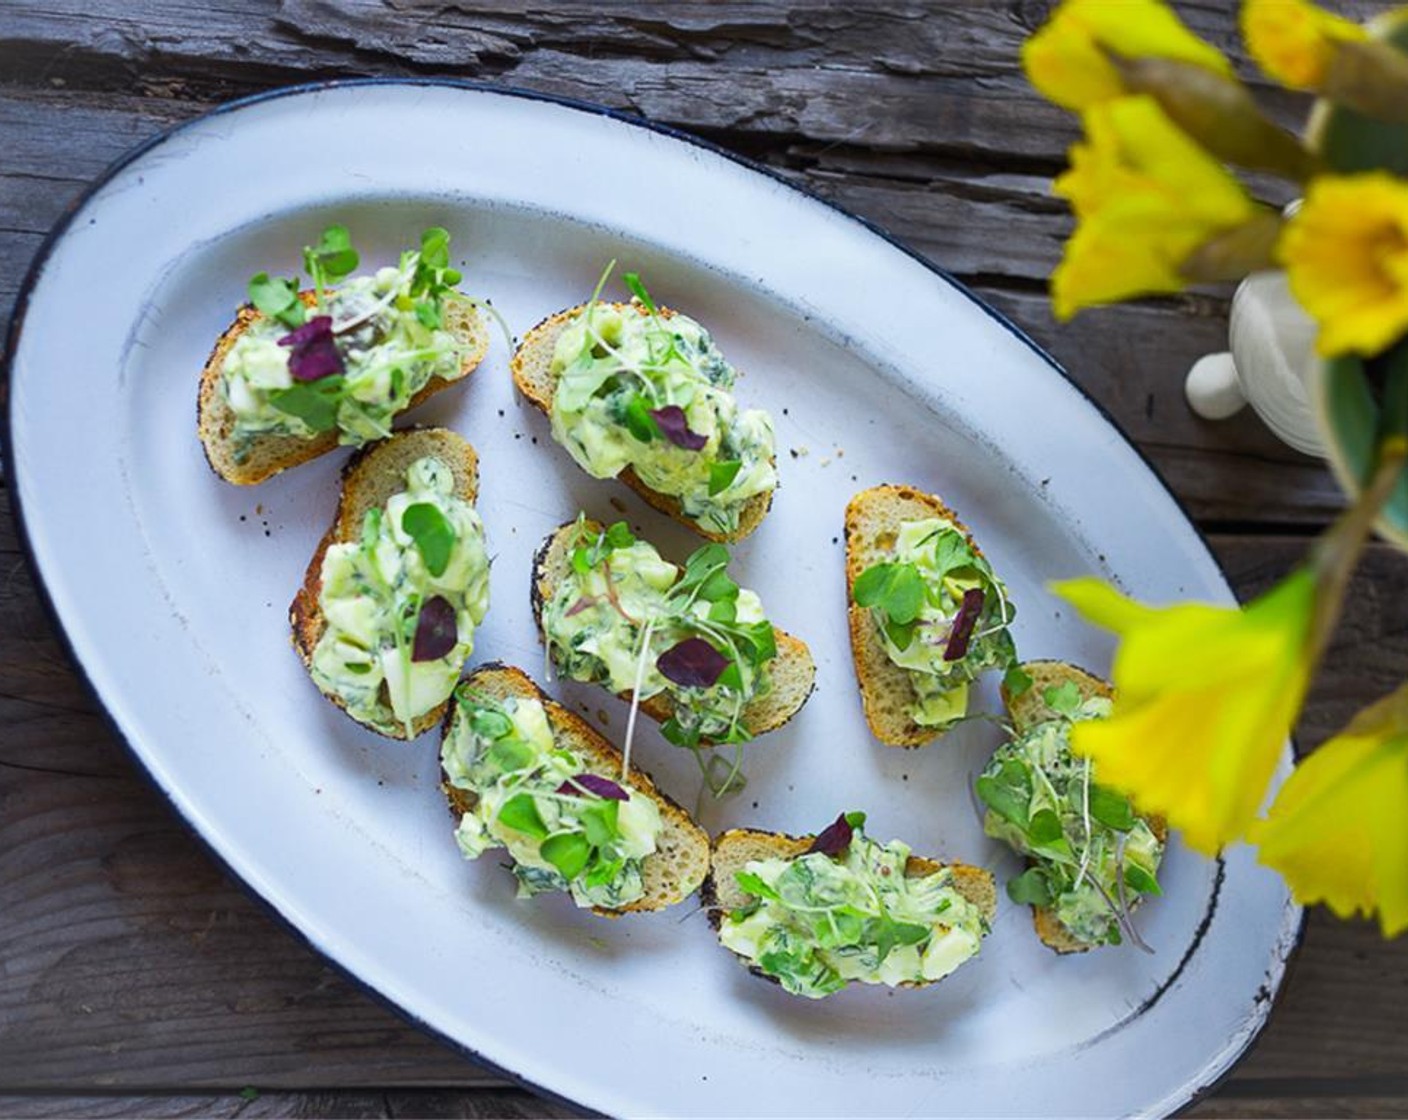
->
648, 405, 708, 451
556, 773, 629, 801
278, 315, 344, 382
806, 813, 855, 858
657, 637, 730, 689
943, 587, 986, 662
411, 595, 458, 662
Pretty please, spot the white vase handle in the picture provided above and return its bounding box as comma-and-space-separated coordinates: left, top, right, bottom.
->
1185, 352, 1247, 420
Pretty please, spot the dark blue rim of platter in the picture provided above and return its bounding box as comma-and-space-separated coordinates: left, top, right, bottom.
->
0, 76, 1304, 1119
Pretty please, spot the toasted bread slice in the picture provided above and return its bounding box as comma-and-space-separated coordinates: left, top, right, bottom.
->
844, 483, 988, 748
510, 301, 774, 543
442, 663, 711, 915
998, 659, 1169, 955
290, 428, 481, 740
703, 826, 997, 989
199, 291, 488, 485
530, 519, 814, 741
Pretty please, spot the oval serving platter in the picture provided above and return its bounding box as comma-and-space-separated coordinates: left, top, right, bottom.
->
4, 81, 1298, 1118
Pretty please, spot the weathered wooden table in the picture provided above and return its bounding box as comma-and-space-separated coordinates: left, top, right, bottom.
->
2, 3, 1405, 1117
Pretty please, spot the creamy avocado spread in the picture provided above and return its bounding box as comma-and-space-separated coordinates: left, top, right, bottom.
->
311, 456, 489, 737
541, 520, 778, 749
443, 690, 663, 909
720, 814, 989, 999
222, 226, 470, 453
854, 517, 1017, 729
977, 687, 1164, 947
547, 290, 777, 538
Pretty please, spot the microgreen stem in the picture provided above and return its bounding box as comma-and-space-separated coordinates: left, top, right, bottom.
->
620, 617, 656, 784
1073, 757, 1094, 891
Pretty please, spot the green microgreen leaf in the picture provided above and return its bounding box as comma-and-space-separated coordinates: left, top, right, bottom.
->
976, 758, 1032, 829
882, 616, 917, 651
854, 562, 925, 626
249, 272, 306, 328
414, 299, 443, 329
844, 810, 867, 830
1043, 681, 1083, 716
540, 831, 591, 880
401, 502, 457, 577
1124, 862, 1162, 896
1088, 784, 1136, 832
623, 394, 660, 443
468, 707, 513, 740
716, 659, 744, 692
708, 598, 737, 624
487, 737, 535, 773
267, 376, 343, 431
1003, 664, 1034, 698
604, 521, 636, 551
734, 870, 779, 901
1006, 867, 1054, 907
344, 662, 372, 675
623, 271, 658, 314
497, 793, 547, 839
579, 799, 621, 849
304, 224, 359, 287
709, 459, 743, 496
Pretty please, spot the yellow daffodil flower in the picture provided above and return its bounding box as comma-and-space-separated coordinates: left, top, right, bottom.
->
1251, 686, 1408, 936
1279, 172, 1408, 357
1051, 570, 1316, 854
1051, 95, 1260, 320
1242, 0, 1368, 90
1025, 0, 1233, 111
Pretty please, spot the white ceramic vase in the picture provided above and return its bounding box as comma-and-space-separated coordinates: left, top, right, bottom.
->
1184, 270, 1325, 457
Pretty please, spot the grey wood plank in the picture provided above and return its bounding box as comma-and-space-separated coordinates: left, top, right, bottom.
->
0, 1091, 587, 1118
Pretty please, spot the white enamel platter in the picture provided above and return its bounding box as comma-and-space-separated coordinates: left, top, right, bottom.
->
5, 82, 1299, 1118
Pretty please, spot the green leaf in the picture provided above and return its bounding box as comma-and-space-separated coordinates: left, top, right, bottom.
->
931, 530, 975, 578
497, 793, 547, 839
604, 521, 636, 551
882, 616, 916, 652
344, 662, 372, 675
660, 717, 699, 749
468, 707, 512, 740
541, 832, 591, 880
420, 226, 452, 270
844, 810, 867, 830
716, 659, 744, 692
1043, 681, 1083, 716
976, 759, 1031, 828
734, 870, 779, 901
249, 272, 305, 328
579, 799, 621, 849
584, 854, 624, 888
306, 224, 359, 284
1088, 784, 1136, 832
414, 299, 442, 329
1124, 862, 1162, 896
1007, 867, 1054, 907
401, 502, 456, 577
486, 737, 535, 773
853, 562, 925, 625
570, 547, 592, 576
268, 377, 344, 432
623, 394, 659, 443
709, 460, 742, 496
707, 598, 737, 624
1027, 808, 1065, 846
622, 271, 658, 314
1003, 664, 1034, 698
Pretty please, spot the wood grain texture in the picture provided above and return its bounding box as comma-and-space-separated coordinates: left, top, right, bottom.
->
3, 2, 1406, 1116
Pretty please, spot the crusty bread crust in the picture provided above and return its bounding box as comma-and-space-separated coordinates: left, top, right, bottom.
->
289, 428, 481, 741
843, 484, 986, 748
702, 826, 996, 990
441, 662, 711, 916
510, 301, 774, 543
199, 290, 488, 486
998, 659, 1168, 955
530, 519, 814, 742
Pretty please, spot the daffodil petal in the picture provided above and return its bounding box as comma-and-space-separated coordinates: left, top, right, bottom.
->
1242, 0, 1367, 90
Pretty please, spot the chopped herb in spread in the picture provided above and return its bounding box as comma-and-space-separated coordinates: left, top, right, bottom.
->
310, 455, 489, 736
977, 687, 1164, 948
719, 813, 991, 999
222, 226, 474, 451
442, 690, 663, 909
547, 269, 777, 538
854, 517, 1017, 729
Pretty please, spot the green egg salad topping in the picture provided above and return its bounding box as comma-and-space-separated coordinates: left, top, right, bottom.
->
442, 690, 663, 909
853, 517, 1017, 729
221, 226, 471, 453
547, 271, 777, 538
720, 812, 990, 999
310, 455, 489, 737
976, 682, 1164, 948
541, 520, 777, 790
